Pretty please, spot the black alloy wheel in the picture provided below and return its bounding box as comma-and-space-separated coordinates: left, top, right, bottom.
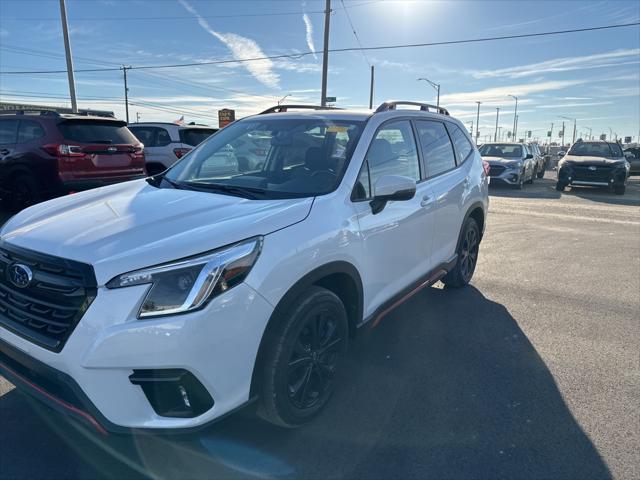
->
287, 311, 343, 410
11, 174, 40, 211
442, 216, 481, 288
257, 286, 349, 427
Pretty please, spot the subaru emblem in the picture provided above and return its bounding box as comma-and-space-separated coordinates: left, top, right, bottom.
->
8, 263, 33, 289
107, 146, 117, 153
588, 166, 597, 171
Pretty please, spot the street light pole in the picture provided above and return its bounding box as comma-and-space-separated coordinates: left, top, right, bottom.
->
320, 0, 331, 107
417, 77, 440, 107
494, 107, 500, 142
277, 94, 291, 105
475, 101, 481, 145
508, 94, 518, 141
59, 0, 77, 113
121, 66, 130, 123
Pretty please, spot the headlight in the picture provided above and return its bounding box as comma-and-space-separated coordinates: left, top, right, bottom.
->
106, 237, 262, 318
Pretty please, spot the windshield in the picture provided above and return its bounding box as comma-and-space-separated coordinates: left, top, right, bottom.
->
163, 118, 365, 199
567, 142, 622, 158
479, 144, 522, 158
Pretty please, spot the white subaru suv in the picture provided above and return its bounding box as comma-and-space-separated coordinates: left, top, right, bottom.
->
0, 102, 488, 434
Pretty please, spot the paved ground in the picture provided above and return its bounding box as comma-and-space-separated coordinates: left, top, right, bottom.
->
1, 174, 639, 480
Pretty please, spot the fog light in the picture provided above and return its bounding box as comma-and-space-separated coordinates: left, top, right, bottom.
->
568, 177, 572, 181
129, 369, 213, 418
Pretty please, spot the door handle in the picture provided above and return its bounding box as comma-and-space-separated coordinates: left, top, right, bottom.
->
420, 195, 433, 208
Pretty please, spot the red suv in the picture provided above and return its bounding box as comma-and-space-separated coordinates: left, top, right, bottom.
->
0, 111, 146, 210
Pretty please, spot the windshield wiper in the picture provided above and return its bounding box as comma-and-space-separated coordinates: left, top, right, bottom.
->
183, 182, 265, 199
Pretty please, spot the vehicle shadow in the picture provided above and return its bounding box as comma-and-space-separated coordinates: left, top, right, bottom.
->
488, 176, 562, 200
0, 285, 612, 480
564, 176, 640, 207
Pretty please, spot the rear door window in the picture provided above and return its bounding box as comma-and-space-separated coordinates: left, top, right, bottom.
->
446, 123, 473, 165
58, 120, 138, 144
129, 126, 171, 147
415, 120, 456, 177
179, 128, 218, 146
0, 119, 19, 144
17, 120, 45, 143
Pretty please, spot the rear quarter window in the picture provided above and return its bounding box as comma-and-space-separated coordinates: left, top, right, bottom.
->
58, 120, 138, 144
180, 128, 218, 147
17, 120, 45, 143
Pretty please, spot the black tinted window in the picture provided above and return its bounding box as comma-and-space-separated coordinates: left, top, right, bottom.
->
129, 126, 171, 147
415, 120, 456, 177
58, 120, 138, 144
446, 123, 473, 165
364, 120, 420, 188
17, 120, 45, 143
180, 128, 217, 146
0, 119, 18, 144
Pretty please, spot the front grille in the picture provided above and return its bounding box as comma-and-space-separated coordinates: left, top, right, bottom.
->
0, 243, 96, 352
489, 165, 506, 177
572, 164, 613, 183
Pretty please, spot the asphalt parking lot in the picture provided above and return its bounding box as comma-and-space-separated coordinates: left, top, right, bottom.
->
1, 173, 639, 480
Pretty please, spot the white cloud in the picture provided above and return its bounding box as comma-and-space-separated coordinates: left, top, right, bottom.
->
470, 48, 640, 79
302, 14, 317, 59
536, 101, 613, 109
178, 0, 279, 89
439, 80, 584, 106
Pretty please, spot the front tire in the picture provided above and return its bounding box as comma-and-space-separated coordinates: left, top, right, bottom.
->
555, 182, 566, 192
537, 164, 545, 179
257, 286, 349, 427
614, 185, 625, 195
442, 217, 480, 288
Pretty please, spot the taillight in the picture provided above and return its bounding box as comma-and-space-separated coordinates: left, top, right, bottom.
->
43, 143, 85, 157
132, 144, 145, 159
174, 147, 191, 159
482, 160, 490, 176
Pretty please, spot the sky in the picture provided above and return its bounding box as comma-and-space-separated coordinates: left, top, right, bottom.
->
0, 0, 639, 144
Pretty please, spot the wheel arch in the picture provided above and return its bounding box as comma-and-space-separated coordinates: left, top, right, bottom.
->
457, 202, 485, 249
249, 261, 364, 398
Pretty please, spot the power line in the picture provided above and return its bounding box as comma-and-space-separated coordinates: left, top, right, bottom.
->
340, 0, 371, 67
1, 22, 638, 75
0, 0, 379, 21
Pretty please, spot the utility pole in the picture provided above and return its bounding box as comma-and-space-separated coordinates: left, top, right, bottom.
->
548, 122, 554, 153
508, 94, 518, 141
561, 122, 565, 146
59, 0, 77, 112
572, 118, 576, 144
515, 115, 519, 140
121, 66, 130, 123
494, 107, 500, 142
320, 0, 331, 107
475, 101, 481, 145
369, 65, 374, 109
136, 112, 141, 123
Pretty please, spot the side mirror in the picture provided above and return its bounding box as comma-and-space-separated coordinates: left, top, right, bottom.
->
525, 153, 533, 159
370, 175, 416, 214
557, 151, 565, 157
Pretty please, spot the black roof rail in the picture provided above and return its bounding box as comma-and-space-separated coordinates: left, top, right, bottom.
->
0, 109, 61, 117
258, 104, 343, 115
375, 101, 449, 116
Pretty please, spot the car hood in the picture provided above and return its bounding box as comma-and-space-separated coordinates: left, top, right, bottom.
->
1, 179, 313, 285
562, 155, 626, 165
482, 156, 522, 165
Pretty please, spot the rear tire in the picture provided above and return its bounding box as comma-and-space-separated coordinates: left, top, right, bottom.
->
442, 217, 480, 289
10, 174, 41, 211
537, 165, 545, 179
257, 286, 349, 427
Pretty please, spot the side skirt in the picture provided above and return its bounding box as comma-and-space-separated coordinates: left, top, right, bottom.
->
360, 254, 458, 329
